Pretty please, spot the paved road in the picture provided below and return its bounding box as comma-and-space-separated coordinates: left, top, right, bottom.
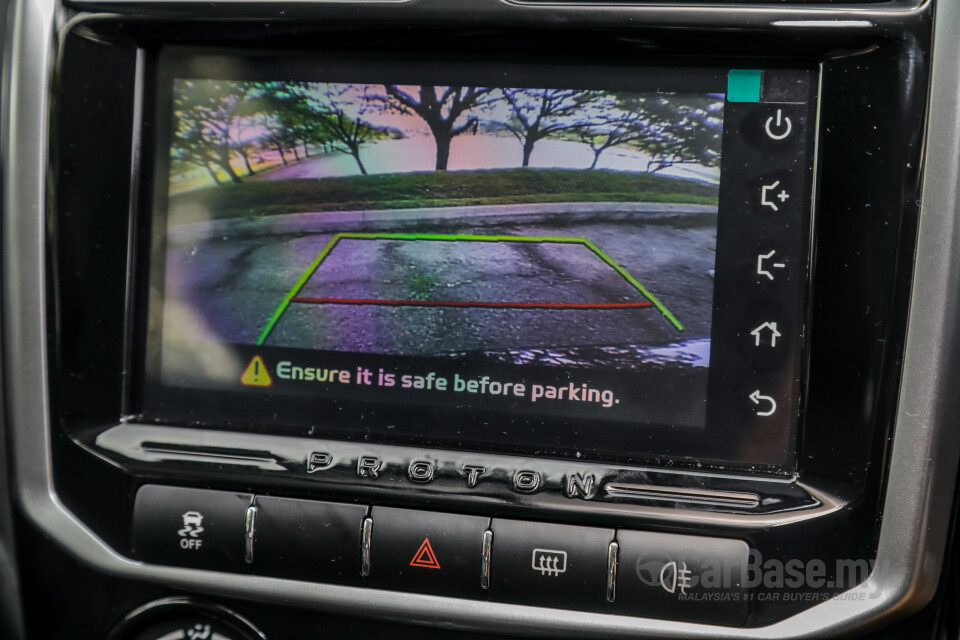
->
161, 210, 715, 370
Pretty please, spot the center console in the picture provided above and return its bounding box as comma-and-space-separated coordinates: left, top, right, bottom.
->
6, 0, 960, 637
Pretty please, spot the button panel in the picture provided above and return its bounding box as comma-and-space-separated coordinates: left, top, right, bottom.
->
705, 69, 815, 456
130, 485, 756, 625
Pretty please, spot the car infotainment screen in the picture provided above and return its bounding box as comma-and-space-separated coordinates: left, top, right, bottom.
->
137, 50, 816, 470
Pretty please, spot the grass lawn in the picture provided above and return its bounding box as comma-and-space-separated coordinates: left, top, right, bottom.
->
167, 168, 719, 224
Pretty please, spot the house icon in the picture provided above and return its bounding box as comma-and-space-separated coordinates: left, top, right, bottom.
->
750, 322, 781, 347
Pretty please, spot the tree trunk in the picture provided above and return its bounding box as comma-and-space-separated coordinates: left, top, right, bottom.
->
240, 148, 255, 176
303, 139, 310, 157
434, 131, 452, 171
648, 160, 669, 174
589, 147, 603, 170
217, 148, 243, 184
222, 161, 243, 184
292, 144, 301, 162
522, 138, 536, 168
350, 147, 368, 175
275, 143, 288, 165
205, 164, 223, 186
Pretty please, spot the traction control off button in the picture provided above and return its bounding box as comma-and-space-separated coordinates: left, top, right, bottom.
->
132, 485, 252, 571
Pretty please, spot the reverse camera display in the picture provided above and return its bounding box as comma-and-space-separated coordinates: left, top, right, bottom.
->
140, 54, 812, 467
158, 79, 721, 421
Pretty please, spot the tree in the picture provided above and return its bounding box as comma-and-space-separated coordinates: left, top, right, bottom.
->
170, 80, 252, 184
302, 83, 388, 175
171, 119, 226, 185
248, 82, 316, 165
635, 96, 723, 173
576, 94, 723, 173
373, 85, 496, 171
577, 98, 650, 170
233, 117, 260, 176
501, 88, 603, 167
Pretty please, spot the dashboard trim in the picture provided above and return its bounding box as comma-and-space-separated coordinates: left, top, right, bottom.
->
59, 0, 934, 27
89, 422, 840, 528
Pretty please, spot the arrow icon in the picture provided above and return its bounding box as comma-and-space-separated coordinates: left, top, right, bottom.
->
749, 391, 777, 417
750, 322, 781, 347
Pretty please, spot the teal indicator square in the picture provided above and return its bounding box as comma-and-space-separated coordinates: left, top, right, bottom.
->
727, 69, 762, 103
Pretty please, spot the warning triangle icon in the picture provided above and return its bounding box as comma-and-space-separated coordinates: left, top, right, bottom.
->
241, 355, 273, 387
409, 537, 441, 569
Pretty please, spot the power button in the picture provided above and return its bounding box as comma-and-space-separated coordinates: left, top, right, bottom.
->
764, 108, 793, 141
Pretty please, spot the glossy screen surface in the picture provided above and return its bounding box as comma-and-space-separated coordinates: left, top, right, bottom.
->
139, 51, 814, 470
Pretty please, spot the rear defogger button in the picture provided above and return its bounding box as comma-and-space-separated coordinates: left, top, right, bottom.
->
489, 519, 614, 612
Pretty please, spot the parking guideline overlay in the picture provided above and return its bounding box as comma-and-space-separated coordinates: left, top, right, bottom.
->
255, 232, 684, 346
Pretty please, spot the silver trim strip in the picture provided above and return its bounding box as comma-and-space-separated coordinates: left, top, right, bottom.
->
360, 517, 373, 578
119, 48, 145, 418
5, 1, 957, 638
604, 484, 761, 509
771, 20, 874, 28
244, 505, 257, 565
140, 444, 282, 468
481, 529, 493, 591
67, 0, 928, 17
75, 0, 413, 3
606, 541, 618, 604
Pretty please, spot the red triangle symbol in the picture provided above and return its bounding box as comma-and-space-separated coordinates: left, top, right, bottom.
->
409, 537, 441, 569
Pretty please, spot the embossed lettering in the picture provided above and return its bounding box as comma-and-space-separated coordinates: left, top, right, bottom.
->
565, 473, 596, 499
514, 470, 542, 493
408, 460, 436, 483
462, 465, 487, 488
357, 456, 382, 478
307, 452, 333, 473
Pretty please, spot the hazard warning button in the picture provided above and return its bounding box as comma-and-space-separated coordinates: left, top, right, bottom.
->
409, 537, 441, 569
368, 506, 488, 598
241, 355, 272, 387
